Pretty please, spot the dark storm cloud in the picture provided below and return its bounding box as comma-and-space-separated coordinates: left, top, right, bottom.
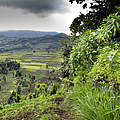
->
0, 0, 66, 15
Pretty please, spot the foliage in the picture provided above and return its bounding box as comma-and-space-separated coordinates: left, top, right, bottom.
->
63, 8, 120, 120
59, 37, 72, 78
50, 83, 60, 95
40, 113, 59, 120
88, 46, 120, 84
69, 12, 120, 84
65, 83, 120, 120
0, 94, 64, 119
0, 2, 120, 120
33, 84, 48, 98
69, 29, 98, 80
0, 104, 3, 110
0, 59, 20, 75
96, 12, 120, 42
69, 0, 120, 35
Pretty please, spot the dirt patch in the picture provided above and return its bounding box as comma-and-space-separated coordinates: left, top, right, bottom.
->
3, 96, 75, 120
51, 96, 76, 120
39, 77, 61, 85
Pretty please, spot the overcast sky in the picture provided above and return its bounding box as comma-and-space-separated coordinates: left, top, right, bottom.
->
0, 0, 87, 35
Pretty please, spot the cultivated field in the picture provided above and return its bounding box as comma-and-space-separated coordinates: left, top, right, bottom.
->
0, 49, 61, 104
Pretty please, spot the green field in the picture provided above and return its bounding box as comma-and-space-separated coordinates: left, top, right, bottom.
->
0, 73, 18, 104
0, 49, 61, 104
0, 49, 60, 73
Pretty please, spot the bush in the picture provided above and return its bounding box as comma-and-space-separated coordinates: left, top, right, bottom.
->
33, 84, 48, 98
50, 83, 60, 95
88, 46, 120, 85
69, 30, 98, 80
0, 104, 3, 110
69, 12, 120, 84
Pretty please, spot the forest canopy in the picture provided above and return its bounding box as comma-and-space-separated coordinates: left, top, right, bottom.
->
69, 0, 120, 34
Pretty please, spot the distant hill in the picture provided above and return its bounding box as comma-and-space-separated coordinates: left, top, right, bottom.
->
0, 33, 67, 52
0, 30, 58, 38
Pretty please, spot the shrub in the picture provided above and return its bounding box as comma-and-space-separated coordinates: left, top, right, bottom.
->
69, 12, 120, 85
88, 46, 120, 84
0, 104, 3, 110
69, 30, 98, 80
50, 83, 60, 95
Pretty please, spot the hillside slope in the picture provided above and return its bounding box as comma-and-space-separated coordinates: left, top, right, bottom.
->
0, 30, 58, 38
0, 33, 66, 52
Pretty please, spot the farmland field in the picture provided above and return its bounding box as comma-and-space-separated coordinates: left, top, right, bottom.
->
0, 49, 61, 104
0, 49, 60, 77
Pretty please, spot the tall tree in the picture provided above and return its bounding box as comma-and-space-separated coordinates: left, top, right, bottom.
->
69, 0, 120, 34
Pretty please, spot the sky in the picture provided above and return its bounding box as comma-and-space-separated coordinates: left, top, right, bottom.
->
0, 0, 87, 35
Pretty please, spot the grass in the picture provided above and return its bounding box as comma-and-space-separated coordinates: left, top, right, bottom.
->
0, 94, 64, 120
0, 73, 18, 105
22, 65, 56, 71
65, 83, 120, 120
20, 62, 46, 66
22, 65, 46, 70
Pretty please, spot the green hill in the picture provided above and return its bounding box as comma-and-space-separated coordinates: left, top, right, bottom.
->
0, 33, 66, 52
0, 30, 58, 38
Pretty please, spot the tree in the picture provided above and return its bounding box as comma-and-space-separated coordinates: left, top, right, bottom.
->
69, 0, 120, 34
16, 85, 21, 94
3, 76, 6, 83
59, 37, 72, 78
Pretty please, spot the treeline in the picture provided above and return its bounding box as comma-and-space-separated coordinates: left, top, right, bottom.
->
0, 59, 20, 74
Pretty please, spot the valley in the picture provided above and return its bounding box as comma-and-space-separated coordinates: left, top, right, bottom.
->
0, 31, 64, 106
0, 1, 120, 119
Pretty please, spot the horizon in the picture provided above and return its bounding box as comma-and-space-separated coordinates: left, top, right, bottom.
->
0, 0, 87, 35
0, 30, 68, 36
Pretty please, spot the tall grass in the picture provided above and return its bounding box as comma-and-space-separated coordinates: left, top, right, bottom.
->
65, 83, 120, 120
